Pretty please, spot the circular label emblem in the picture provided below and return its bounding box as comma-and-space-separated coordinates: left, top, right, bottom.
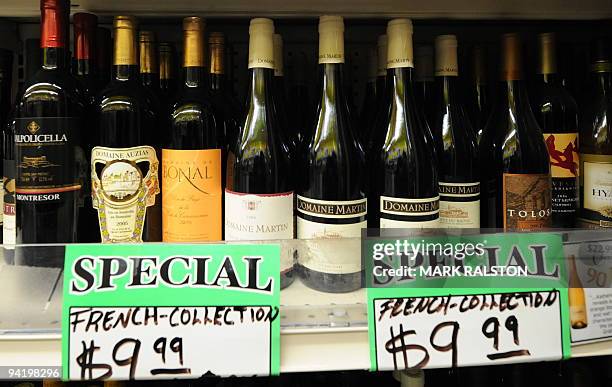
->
100, 160, 143, 202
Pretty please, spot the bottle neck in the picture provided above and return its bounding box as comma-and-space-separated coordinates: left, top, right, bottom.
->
538, 72, 561, 85
42, 47, 67, 70
209, 72, 227, 92
592, 70, 612, 95
141, 72, 159, 89
75, 58, 93, 77
438, 75, 459, 105
498, 79, 531, 116
319, 63, 346, 106
183, 66, 207, 88
113, 64, 140, 82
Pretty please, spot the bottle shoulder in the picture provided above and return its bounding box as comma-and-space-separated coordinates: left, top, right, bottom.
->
16, 69, 87, 115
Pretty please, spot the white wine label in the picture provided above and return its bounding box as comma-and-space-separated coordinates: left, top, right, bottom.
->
296, 195, 367, 219
439, 182, 480, 228
296, 195, 366, 274
582, 154, 612, 227
380, 195, 440, 227
91, 146, 160, 243
225, 190, 294, 273
297, 217, 365, 274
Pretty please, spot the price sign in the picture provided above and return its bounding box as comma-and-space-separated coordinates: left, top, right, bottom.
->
371, 291, 565, 370
62, 244, 280, 380
365, 232, 572, 370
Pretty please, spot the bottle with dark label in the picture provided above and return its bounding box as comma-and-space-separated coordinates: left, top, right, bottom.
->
466, 45, 492, 143
433, 35, 480, 229
96, 27, 111, 90
93, 16, 161, 243
209, 32, 242, 159
72, 12, 99, 243
479, 34, 552, 231
225, 18, 294, 288
371, 19, 439, 229
163, 17, 223, 243
298, 16, 366, 293
531, 33, 579, 228
12, 0, 86, 266
579, 38, 612, 229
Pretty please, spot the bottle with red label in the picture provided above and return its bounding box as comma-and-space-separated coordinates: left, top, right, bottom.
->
531, 32, 579, 228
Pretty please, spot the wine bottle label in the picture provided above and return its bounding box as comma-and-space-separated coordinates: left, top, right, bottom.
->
3, 159, 15, 247
544, 133, 579, 217
379, 195, 440, 228
439, 182, 480, 228
248, 19, 275, 70
296, 195, 367, 274
162, 149, 222, 242
91, 146, 160, 243
14, 118, 82, 204
502, 173, 552, 231
580, 153, 612, 227
224, 189, 295, 273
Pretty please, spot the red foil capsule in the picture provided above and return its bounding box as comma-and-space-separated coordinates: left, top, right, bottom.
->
40, 0, 70, 48
73, 13, 98, 60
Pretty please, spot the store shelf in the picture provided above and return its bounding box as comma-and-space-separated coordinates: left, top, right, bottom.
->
2, 0, 612, 19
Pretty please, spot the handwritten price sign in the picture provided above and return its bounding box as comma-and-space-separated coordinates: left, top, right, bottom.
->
371, 291, 565, 370
68, 306, 277, 380
62, 244, 281, 380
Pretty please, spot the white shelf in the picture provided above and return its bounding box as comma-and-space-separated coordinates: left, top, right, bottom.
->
2, 0, 612, 19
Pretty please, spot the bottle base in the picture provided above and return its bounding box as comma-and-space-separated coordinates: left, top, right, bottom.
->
298, 265, 363, 293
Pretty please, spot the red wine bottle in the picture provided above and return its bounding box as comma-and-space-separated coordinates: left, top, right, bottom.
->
13, 0, 86, 266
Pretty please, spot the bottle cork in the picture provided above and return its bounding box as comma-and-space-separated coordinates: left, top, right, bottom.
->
248, 18, 275, 69
377, 34, 388, 76
318, 15, 344, 64
435, 34, 458, 77
273, 33, 284, 76
386, 18, 413, 69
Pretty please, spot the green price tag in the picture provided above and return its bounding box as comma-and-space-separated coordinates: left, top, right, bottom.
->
365, 232, 572, 370
62, 243, 281, 380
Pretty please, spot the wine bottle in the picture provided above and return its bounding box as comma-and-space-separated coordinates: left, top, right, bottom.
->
579, 38, 612, 229
92, 16, 161, 243
73, 12, 99, 243
163, 17, 223, 242
96, 27, 111, 90
208, 32, 242, 171
531, 33, 579, 228
159, 42, 177, 100
288, 51, 313, 146
414, 45, 435, 128
73, 13, 98, 97
13, 0, 86, 266
358, 47, 377, 143
225, 18, 294, 288
139, 31, 159, 96
3, 115, 15, 262
297, 16, 366, 293
24, 38, 41, 83
433, 35, 480, 229
567, 254, 588, 329
479, 34, 552, 230
0, 49, 13, 245
467, 45, 492, 143
365, 34, 389, 156
371, 19, 439, 229
272, 33, 296, 151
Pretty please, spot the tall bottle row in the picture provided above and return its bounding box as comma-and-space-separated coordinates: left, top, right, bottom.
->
1, 0, 611, 292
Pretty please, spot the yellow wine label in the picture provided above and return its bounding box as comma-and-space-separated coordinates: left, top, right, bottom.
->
91, 146, 160, 243
544, 133, 579, 178
162, 149, 222, 242
581, 153, 612, 227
